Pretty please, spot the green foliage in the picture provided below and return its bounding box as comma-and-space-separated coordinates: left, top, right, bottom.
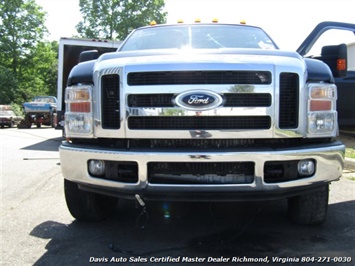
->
346, 148, 355, 159
0, 65, 18, 103
76, 0, 167, 40
0, 0, 47, 73
0, 0, 57, 106
10, 103, 24, 116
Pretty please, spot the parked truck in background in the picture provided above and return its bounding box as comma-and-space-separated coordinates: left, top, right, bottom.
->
18, 96, 57, 128
56, 38, 121, 132
59, 21, 353, 225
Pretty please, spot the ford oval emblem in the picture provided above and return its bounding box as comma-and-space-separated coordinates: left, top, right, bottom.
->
175, 90, 223, 111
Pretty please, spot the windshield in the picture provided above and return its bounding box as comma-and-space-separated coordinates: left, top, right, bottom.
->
120, 24, 277, 51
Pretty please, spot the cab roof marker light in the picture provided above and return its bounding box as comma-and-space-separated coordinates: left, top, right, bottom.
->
240, 20, 246, 25
195, 18, 201, 23
150, 21, 157, 26
177, 19, 184, 23
212, 18, 218, 23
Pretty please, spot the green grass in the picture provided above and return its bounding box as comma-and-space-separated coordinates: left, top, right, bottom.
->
345, 148, 355, 159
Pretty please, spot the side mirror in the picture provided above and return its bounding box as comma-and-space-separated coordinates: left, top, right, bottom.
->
320, 44, 347, 78
79, 50, 99, 63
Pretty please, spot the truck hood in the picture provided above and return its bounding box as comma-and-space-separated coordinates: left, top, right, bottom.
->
96, 48, 304, 70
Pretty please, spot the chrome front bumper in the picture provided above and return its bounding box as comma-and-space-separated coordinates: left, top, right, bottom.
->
59, 140, 345, 201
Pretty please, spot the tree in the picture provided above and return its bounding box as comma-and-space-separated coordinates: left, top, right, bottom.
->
0, 66, 18, 104
0, 0, 57, 105
19, 41, 58, 101
0, 0, 47, 74
76, 0, 167, 40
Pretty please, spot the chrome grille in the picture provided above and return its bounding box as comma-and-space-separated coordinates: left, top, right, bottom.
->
148, 162, 255, 184
128, 116, 271, 130
279, 73, 299, 129
101, 74, 120, 129
128, 71, 272, 85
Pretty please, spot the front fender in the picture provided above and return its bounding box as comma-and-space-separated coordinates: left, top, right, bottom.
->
304, 58, 334, 83
67, 60, 96, 85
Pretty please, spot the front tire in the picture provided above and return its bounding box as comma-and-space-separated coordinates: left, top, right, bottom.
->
64, 179, 118, 222
288, 184, 329, 225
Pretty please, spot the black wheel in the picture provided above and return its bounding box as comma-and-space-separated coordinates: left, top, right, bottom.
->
288, 184, 329, 225
64, 179, 118, 222
25, 114, 32, 128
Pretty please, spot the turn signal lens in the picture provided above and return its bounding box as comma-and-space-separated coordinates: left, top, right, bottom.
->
67, 89, 90, 101
310, 100, 331, 111
69, 102, 91, 112
310, 84, 336, 99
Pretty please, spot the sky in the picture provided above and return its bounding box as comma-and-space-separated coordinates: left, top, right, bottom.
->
36, 0, 355, 51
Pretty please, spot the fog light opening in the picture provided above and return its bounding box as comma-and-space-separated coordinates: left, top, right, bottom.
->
88, 160, 105, 176
298, 160, 315, 176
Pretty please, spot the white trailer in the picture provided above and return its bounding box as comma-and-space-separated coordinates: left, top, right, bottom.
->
56, 38, 121, 129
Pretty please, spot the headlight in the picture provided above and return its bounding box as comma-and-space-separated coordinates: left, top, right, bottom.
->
307, 83, 337, 137
65, 113, 93, 134
65, 85, 93, 137
308, 112, 335, 134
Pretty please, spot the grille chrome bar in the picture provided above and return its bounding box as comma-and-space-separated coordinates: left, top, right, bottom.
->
128, 71, 272, 85
128, 116, 271, 130
128, 93, 272, 108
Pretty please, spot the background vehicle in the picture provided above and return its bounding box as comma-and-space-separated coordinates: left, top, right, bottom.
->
18, 96, 57, 128
59, 21, 347, 225
0, 105, 23, 128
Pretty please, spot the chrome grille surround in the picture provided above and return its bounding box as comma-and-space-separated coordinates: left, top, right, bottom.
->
93, 54, 307, 139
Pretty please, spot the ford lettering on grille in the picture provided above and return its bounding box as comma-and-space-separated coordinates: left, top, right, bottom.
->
175, 90, 223, 111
